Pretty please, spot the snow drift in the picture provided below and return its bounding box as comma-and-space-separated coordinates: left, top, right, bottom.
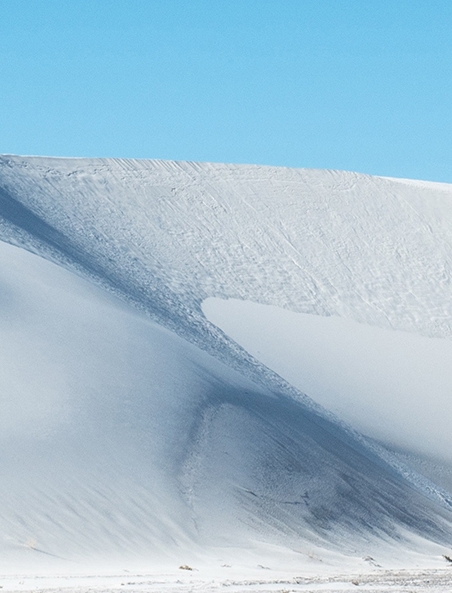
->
1, 155, 452, 572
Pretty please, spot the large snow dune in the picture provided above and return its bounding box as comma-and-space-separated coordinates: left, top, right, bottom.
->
1, 156, 452, 572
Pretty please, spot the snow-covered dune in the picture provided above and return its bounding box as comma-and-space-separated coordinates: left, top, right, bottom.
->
1, 156, 452, 573
202, 298, 452, 487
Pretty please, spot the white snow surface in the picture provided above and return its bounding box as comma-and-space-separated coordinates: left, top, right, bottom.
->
1, 156, 452, 580
202, 299, 452, 476
4, 238, 445, 576
3, 566, 452, 593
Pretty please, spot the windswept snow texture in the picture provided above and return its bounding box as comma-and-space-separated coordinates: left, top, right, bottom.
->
1, 156, 452, 571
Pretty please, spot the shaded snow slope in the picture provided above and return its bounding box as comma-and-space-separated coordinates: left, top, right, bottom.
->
1, 156, 452, 570
3, 240, 452, 573
202, 298, 452, 469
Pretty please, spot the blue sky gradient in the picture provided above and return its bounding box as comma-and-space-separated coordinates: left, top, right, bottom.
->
1, 1, 451, 181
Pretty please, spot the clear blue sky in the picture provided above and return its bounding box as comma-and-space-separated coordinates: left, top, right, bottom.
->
1, 1, 451, 181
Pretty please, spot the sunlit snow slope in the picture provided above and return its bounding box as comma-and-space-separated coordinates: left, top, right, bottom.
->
1, 155, 452, 571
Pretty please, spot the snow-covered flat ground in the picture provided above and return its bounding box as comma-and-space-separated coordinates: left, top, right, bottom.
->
2, 568, 452, 593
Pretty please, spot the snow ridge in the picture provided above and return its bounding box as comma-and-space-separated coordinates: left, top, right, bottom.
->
1, 155, 452, 571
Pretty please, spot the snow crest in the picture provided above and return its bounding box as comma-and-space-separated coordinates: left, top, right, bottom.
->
1, 156, 452, 572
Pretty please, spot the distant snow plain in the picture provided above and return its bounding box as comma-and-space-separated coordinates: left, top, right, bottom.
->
1, 156, 452, 591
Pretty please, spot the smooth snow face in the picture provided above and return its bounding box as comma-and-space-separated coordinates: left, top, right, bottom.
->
2, 240, 452, 574
0, 240, 272, 570
202, 298, 452, 465
2, 156, 452, 571
0, 240, 207, 569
